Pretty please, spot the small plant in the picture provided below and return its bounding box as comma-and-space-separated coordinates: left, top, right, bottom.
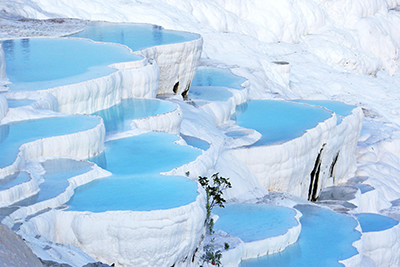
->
199, 173, 232, 235
201, 244, 222, 266
198, 173, 232, 266
224, 242, 230, 250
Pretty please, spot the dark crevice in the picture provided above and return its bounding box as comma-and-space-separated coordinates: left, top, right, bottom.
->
181, 82, 191, 99
173, 81, 179, 94
308, 144, 326, 202
330, 151, 340, 184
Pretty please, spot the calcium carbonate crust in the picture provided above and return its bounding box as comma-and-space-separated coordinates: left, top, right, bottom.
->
131, 103, 183, 134
19, 185, 206, 267
135, 36, 203, 96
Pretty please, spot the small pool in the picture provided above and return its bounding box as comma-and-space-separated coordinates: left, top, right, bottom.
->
293, 100, 356, 124
356, 213, 399, 232
356, 184, 374, 194
3, 38, 141, 91
192, 67, 246, 90
0, 172, 31, 190
214, 204, 298, 242
90, 132, 201, 175
240, 205, 360, 267
92, 98, 176, 134
67, 132, 201, 212
181, 134, 210, 151
189, 86, 233, 102
68, 23, 199, 52
234, 100, 332, 146
0, 115, 101, 168
37, 159, 92, 202
6, 99, 35, 108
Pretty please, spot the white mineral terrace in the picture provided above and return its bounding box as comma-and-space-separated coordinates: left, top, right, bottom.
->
0, 1, 400, 266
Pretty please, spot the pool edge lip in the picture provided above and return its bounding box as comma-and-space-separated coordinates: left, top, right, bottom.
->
0, 114, 105, 178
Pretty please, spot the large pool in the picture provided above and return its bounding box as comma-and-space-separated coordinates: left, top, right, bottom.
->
240, 205, 361, 267
234, 100, 332, 146
2, 38, 141, 91
191, 67, 246, 90
92, 98, 176, 134
0, 115, 101, 168
214, 204, 298, 242
68, 23, 199, 51
67, 132, 201, 212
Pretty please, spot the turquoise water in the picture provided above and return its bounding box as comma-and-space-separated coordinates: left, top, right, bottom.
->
67, 174, 198, 212
90, 132, 201, 175
189, 86, 233, 102
356, 213, 399, 232
0, 172, 31, 190
181, 134, 210, 151
35, 159, 92, 202
93, 98, 176, 134
192, 67, 246, 90
68, 23, 199, 51
67, 132, 201, 212
240, 205, 361, 267
6, 99, 35, 108
3, 38, 141, 91
234, 100, 332, 146
0, 115, 101, 168
214, 204, 298, 242
293, 100, 356, 124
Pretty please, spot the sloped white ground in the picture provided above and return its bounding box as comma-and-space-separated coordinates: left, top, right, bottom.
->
0, 1, 400, 266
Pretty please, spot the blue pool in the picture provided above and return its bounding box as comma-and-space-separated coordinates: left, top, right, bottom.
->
67, 132, 201, 212
192, 67, 246, 89
240, 205, 361, 267
234, 100, 332, 146
181, 134, 210, 151
214, 204, 298, 242
67, 174, 198, 212
36, 159, 92, 202
6, 99, 35, 108
3, 38, 141, 91
68, 23, 199, 52
189, 86, 233, 102
0, 172, 31, 190
0, 115, 101, 168
356, 213, 399, 232
93, 98, 176, 134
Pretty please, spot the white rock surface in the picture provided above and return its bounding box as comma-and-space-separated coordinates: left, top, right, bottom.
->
136, 36, 203, 96
231, 112, 337, 199
20, 188, 206, 267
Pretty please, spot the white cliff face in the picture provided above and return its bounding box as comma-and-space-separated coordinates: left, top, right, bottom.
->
45, 57, 159, 114
136, 37, 203, 96
19, 188, 206, 267
131, 104, 183, 135
0, 94, 7, 121
231, 114, 337, 200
